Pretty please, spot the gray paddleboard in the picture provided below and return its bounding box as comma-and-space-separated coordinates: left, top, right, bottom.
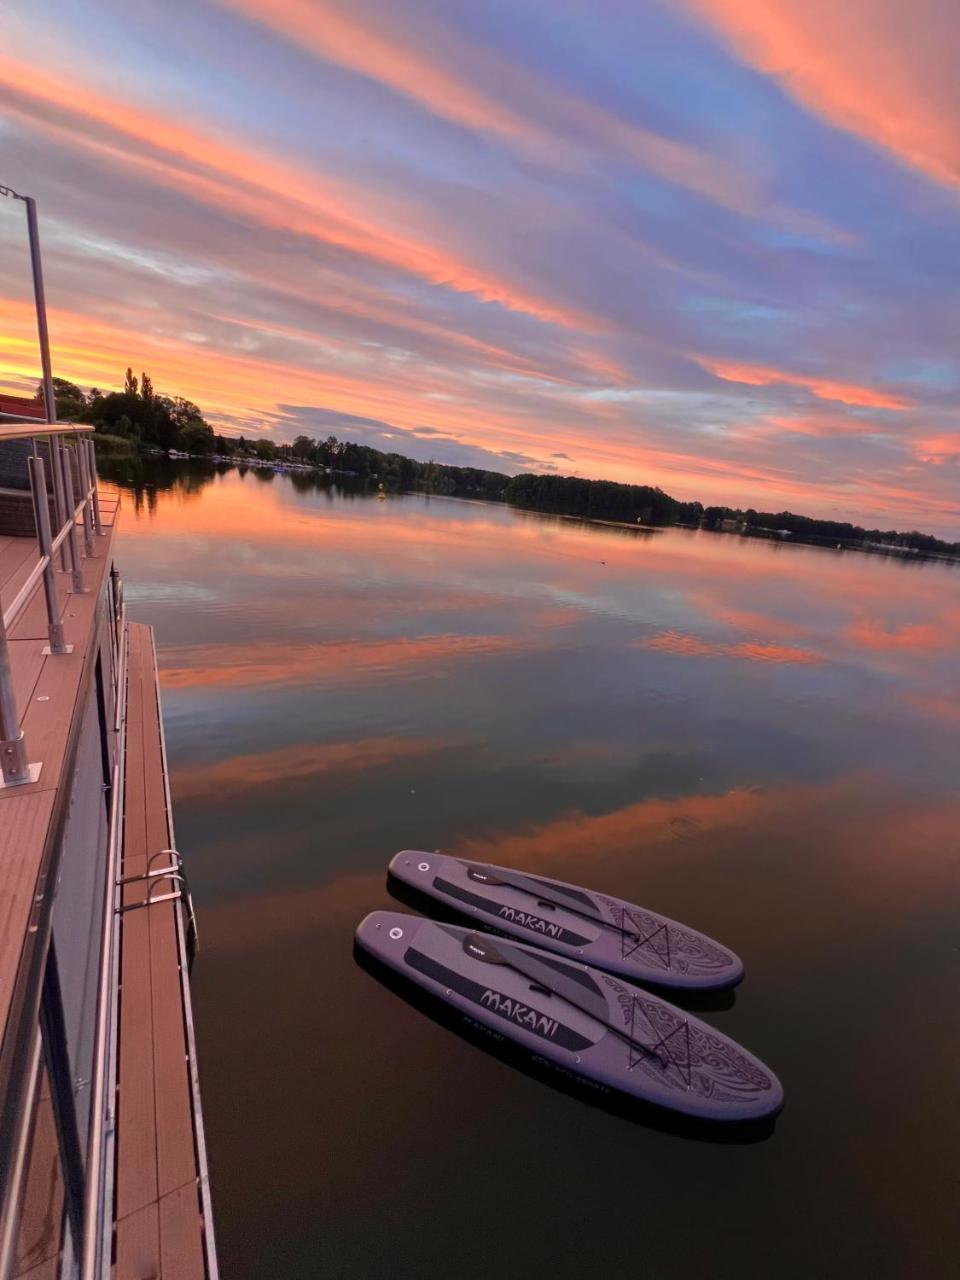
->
388, 851, 743, 989
356, 911, 782, 1123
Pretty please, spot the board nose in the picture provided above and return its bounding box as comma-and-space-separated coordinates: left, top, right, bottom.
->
388, 850, 436, 883
355, 910, 414, 951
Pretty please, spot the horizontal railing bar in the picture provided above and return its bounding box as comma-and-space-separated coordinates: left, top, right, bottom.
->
1, 555, 50, 634
80, 611, 127, 1280
117, 864, 180, 885
49, 522, 71, 556
117, 890, 183, 913
1, 485, 95, 633
0, 420, 93, 439
50, 492, 93, 553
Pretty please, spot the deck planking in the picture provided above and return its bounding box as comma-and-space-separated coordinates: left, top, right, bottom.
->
1, 501, 211, 1277
0, 536, 37, 600
0, 791, 57, 1067
0, 509, 115, 1278
0, 517, 115, 1057
114, 622, 207, 1279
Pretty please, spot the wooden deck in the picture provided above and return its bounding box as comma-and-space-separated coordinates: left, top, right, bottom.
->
1, 512, 115, 1280
114, 622, 208, 1279
1, 501, 214, 1277
0, 519, 116, 1057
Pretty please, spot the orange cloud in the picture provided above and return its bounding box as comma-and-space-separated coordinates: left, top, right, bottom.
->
224, 0, 532, 145
638, 630, 717, 659
197, 870, 384, 952
697, 358, 912, 410
0, 295, 384, 426
451, 774, 960, 940
454, 785, 774, 875
222, 0, 765, 219
6, 285, 913, 524
904, 693, 960, 724
764, 414, 885, 439
159, 632, 538, 692
728, 640, 823, 664
637, 629, 824, 665
194, 774, 960, 957
170, 735, 446, 802
916, 432, 960, 464
696, 597, 811, 639
0, 53, 583, 328
846, 618, 947, 653
0, 294, 567, 444
685, 0, 960, 189
207, 306, 566, 389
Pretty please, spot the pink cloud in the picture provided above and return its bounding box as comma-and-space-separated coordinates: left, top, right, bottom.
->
636, 630, 824, 665
916, 432, 960, 464
697, 357, 912, 410
0, 53, 585, 329
685, 0, 960, 188
764, 414, 886, 440
222, 0, 788, 219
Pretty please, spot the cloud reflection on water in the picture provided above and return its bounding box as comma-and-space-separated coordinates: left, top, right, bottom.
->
170, 735, 448, 802
636, 630, 825, 665
106, 469, 960, 1280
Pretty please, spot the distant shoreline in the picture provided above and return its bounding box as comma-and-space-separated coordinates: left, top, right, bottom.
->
517, 509, 665, 534
48, 369, 957, 559
495, 497, 958, 562
101, 450, 960, 567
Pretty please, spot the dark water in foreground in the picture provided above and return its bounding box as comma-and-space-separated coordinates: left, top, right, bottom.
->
103, 459, 959, 1278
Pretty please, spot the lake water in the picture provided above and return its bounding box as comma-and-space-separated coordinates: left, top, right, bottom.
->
102, 458, 959, 1278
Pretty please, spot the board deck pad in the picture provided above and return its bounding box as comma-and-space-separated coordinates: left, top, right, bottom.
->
388, 851, 743, 989
356, 911, 782, 1123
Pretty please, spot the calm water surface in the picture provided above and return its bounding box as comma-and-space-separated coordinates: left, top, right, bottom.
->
103, 459, 959, 1278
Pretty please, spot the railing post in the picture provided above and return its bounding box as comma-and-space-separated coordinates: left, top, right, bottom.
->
76, 442, 95, 556
86, 439, 103, 534
60, 445, 86, 594
48, 436, 70, 572
27, 455, 71, 656
0, 609, 40, 787
25, 195, 56, 431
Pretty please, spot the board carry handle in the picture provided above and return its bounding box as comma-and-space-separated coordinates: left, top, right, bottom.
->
462, 861, 690, 973
461, 931, 691, 1084
462, 933, 509, 964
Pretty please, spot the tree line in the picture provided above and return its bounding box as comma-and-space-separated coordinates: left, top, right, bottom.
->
48, 373, 959, 557
503, 472, 701, 526
699, 505, 957, 555
45, 373, 510, 497
46, 370, 218, 455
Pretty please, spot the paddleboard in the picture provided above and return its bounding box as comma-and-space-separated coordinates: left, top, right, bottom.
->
356, 911, 782, 1122
388, 851, 742, 989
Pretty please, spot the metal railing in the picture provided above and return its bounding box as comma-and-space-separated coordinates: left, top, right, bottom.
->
0, 424, 107, 788
151, 623, 219, 1280
79, 625, 217, 1280
80, 602, 125, 1280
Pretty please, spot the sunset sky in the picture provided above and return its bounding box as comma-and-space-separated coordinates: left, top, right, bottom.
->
2, 0, 959, 534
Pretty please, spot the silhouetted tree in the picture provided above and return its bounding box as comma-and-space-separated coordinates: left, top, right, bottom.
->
35, 377, 87, 420
291, 434, 316, 460
179, 420, 215, 454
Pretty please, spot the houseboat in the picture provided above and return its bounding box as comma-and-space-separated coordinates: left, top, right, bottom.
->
0, 188, 216, 1278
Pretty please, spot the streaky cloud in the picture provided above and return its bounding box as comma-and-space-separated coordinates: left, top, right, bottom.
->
685, 0, 960, 188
